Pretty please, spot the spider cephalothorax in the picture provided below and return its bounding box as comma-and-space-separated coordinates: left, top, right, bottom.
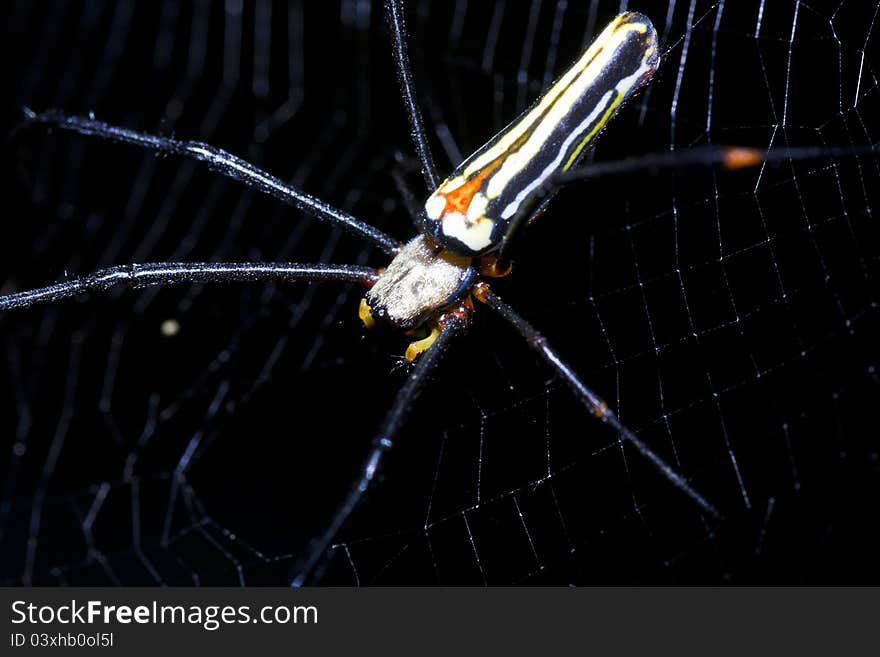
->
360, 235, 475, 332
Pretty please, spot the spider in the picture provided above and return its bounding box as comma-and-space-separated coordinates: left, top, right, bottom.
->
3, 3, 866, 585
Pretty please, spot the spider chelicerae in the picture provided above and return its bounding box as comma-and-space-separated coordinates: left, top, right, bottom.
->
4, 2, 868, 585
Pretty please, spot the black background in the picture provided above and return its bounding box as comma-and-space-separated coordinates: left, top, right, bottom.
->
2, 1, 879, 585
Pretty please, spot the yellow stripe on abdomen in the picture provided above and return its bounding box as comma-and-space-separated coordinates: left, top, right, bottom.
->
421, 12, 659, 256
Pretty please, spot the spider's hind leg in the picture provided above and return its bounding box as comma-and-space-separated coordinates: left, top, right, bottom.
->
19, 109, 401, 254
473, 283, 721, 519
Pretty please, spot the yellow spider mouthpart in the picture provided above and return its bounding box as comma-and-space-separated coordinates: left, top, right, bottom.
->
359, 298, 376, 329
404, 326, 440, 362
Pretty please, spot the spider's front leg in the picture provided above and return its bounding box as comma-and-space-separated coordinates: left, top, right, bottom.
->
19, 109, 402, 255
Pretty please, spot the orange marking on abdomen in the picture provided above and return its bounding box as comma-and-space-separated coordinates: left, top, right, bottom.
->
442, 159, 502, 216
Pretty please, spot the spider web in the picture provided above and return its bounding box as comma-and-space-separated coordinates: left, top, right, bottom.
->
2, 0, 878, 585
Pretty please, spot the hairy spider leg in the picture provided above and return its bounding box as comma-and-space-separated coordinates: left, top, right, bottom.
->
495, 141, 880, 265
291, 308, 470, 586
555, 142, 880, 186
473, 284, 720, 518
0, 264, 378, 311
21, 109, 402, 255
385, 0, 441, 190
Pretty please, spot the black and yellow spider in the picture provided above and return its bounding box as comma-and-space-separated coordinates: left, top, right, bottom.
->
5, 3, 865, 585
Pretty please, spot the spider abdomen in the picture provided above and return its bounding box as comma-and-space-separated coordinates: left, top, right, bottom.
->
419, 11, 659, 256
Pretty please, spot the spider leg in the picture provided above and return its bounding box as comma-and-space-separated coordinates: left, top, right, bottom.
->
0, 262, 378, 311
494, 146, 753, 269
555, 143, 880, 185
494, 141, 879, 267
20, 109, 401, 255
474, 284, 720, 519
385, 0, 441, 190
290, 310, 469, 586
